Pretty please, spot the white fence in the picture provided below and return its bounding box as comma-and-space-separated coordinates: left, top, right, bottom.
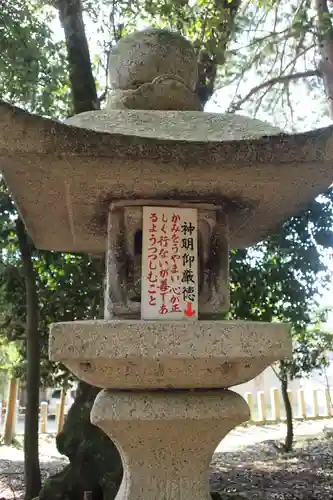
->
1, 386, 332, 438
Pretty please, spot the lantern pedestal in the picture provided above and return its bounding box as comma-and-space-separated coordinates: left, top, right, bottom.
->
91, 389, 249, 500
50, 318, 291, 498
4, 23, 332, 500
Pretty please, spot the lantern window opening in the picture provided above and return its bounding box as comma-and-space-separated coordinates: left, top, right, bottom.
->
134, 229, 143, 255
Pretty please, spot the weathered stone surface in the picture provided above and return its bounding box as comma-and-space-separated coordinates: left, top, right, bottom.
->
49, 319, 292, 389
1, 100, 333, 253
108, 28, 198, 91
106, 78, 202, 111
65, 108, 281, 140
199, 210, 230, 314
0, 26, 299, 500
102, 203, 230, 317
91, 389, 249, 500
104, 208, 128, 318
324, 425, 333, 437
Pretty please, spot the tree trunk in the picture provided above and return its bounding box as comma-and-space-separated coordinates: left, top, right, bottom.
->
37, 3, 121, 499
281, 376, 293, 452
16, 217, 42, 500
3, 378, 19, 445
41, 3, 243, 499
324, 366, 333, 414
196, 0, 241, 107
55, 0, 99, 114
315, 0, 333, 117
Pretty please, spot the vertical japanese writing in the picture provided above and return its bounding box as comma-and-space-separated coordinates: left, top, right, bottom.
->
181, 221, 196, 307
141, 207, 198, 320
157, 212, 170, 315
147, 212, 158, 308
170, 213, 181, 313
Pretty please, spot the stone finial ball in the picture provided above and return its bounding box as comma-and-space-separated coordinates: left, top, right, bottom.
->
108, 28, 198, 91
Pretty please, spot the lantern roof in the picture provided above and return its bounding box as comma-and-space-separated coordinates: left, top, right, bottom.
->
0, 100, 332, 253
0, 28, 332, 254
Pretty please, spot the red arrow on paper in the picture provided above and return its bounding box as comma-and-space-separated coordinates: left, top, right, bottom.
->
184, 302, 196, 318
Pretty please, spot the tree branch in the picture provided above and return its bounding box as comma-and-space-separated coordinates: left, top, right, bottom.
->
315, 0, 333, 118
196, 0, 242, 107
98, 89, 108, 105
228, 69, 321, 113
15, 217, 41, 499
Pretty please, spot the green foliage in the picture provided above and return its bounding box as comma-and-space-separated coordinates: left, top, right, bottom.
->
216, 0, 328, 129
230, 189, 333, 379
0, 2, 332, 498
0, 181, 104, 387
81, 0, 330, 129
0, 0, 332, 389
0, 339, 20, 398
231, 191, 333, 326
0, 0, 71, 118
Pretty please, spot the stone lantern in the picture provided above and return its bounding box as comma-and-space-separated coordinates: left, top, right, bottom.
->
1, 27, 333, 500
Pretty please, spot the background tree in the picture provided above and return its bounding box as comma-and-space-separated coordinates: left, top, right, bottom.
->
274, 320, 333, 452
0, 183, 107, 499
230, 190, 333, 451
1, 0, 333, 498
1, 4, 70, 495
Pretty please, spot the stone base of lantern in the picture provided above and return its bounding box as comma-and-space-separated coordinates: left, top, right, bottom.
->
91, 388, 250, 500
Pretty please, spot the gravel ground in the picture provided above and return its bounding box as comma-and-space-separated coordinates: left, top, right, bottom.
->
1, 420, 333, 500
211, 437, 333, 499
0, 438, 66, 500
